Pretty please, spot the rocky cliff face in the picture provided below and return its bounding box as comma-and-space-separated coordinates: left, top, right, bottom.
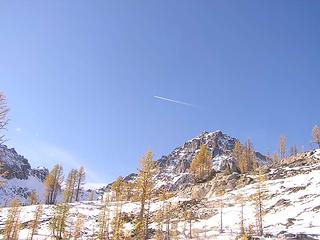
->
0, 145, 48, 206
120, 130, 268, 191
0, 145, 48, 180
0, 145, 101, 206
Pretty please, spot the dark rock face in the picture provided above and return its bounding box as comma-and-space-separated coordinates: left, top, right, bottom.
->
280, 233, 318, 240
123, 173, 138, 182
0, 145, 48, 181
31, 167, 49, 182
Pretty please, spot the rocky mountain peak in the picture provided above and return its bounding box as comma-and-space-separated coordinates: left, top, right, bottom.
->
0, 144, 48, 180
123, 130, 268, 191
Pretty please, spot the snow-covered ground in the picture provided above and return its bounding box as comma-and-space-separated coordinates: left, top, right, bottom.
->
0, 175, 45, 206
0, 153, 319, 240
0, 176, 101, 208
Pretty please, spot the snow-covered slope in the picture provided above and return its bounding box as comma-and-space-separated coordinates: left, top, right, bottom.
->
1, 131, 267, 205
0, 144, 102, 206
1, 149, 319, 239
0, 145, 48, 206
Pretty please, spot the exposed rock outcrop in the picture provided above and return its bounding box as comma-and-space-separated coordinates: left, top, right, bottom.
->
0, 145, 48, 180
121, 130, 268, 192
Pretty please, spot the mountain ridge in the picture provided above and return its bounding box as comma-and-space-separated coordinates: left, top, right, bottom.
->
104, 130, 269, 192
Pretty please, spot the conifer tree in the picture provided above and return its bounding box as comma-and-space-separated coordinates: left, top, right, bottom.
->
49, 203, 69, 239
234, 140, 257, 174
272, 152, 279, 166
3, 199, 21, 240
154, 190, 172, 240
279, 135, 286, 160
124, 181, 134, 201
236, 193, 245, 235
111, 209, 124, 240
64, 168, 78, 203
111, 176, 125, 239
237, 150, 248, 174
219, 192, 224, 233
28, 205, 43, 240
158, 190, 173, 238
135, 151, 157, 239
111, 176, 125, 202
154, 210, 163, 240
182, 202, 198, 239
170, 220, 179, 240
163, 202, 172, 239
243, 139, 257, 172
75, 166, 86, 202
97, 194, 111, 239
290, 144, 298, 157
252, 168, 267, 236
312, 125, 320, 148
189, 144, 213, 182
44, 164, 64, 204
73, 212, 85, 240
233, 141, 242, 163
217, 184, 226, 233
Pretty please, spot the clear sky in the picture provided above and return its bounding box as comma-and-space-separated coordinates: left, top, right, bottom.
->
1, 1, 319, 183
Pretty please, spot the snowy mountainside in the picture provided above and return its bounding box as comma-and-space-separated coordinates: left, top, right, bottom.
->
117, 130, 268, 191
1, 149, 319, 240
0, 145, 101, 206
0, 145, 48, 206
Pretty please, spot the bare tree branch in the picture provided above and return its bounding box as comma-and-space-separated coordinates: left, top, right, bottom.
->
0, 92, 9, 144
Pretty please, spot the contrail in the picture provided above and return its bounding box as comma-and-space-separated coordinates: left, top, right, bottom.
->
154, 95, 196, 107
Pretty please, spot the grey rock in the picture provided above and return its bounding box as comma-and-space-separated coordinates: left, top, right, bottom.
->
0, 145, 48, 181
118, 130, 268, 192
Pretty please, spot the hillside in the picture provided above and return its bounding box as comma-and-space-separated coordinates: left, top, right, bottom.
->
0, 145, 99, 206
0, 130, 268, 204
0, 149, 319, 239
104, 130, 268, 192
0, 145, 48, 206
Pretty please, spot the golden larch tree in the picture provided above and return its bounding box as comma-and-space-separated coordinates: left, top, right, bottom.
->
233, 141, 242, 163
272, 152, 279, 166
27, 205, 43, 240
252, 167, 267, 236
279, 135, 286, 160
234, 140, 257, 174
124, 181, 135, 201
217, 185, 225, 233
111, 176, 126, 239
3, 199, 21, 240
134, 150, 157, 239
189, 144, 213, 182
44, 164, 64, 204
97, 194, 111, 240
73, 212, 85, 240
75, 166, 86, 202
64, 168, 78, 203
49, 203, 69, 239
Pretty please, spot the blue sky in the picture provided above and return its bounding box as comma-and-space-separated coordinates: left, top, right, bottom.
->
1, 1, 319, 183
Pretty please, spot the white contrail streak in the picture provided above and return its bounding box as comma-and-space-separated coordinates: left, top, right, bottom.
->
154, 95, 196, 107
